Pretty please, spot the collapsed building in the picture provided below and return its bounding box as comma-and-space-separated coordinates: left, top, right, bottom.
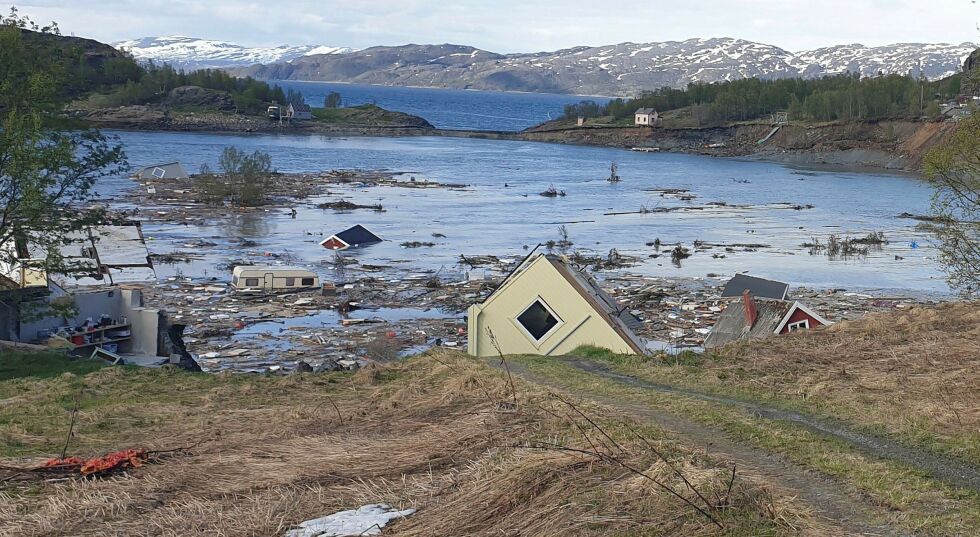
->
0, 222, 197, 368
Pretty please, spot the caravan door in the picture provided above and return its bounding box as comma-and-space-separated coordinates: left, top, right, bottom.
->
264, 272, 274, 290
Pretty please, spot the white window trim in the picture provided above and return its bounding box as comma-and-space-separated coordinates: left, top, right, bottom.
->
151, 167, 166, 179
787, 319, 809, 331
511, 295, 564, 349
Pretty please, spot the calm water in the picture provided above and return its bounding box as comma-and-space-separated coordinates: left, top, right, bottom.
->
271, 81, 610, 131
105, 130, 947, 295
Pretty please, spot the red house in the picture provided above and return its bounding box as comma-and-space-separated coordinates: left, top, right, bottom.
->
704, 290, 832, 349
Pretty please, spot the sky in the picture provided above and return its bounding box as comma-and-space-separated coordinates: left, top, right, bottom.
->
11, 0, 980, 52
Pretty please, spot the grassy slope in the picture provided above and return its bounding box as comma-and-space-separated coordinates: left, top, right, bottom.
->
590, 303, 980, 467
0, 352, 817, 536
512, 354, 980, 536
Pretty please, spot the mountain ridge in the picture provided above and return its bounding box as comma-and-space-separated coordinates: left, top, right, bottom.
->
119, 36, 977, 97
112, 35, 355, 70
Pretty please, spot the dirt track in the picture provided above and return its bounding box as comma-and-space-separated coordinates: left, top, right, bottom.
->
503, 357, 935, 536
559, 357, 980, 492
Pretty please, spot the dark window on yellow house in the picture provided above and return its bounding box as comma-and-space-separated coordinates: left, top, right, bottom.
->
517, 300, 559, 341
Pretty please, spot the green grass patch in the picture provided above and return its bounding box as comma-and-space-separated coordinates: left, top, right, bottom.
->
0, 351, 106, 381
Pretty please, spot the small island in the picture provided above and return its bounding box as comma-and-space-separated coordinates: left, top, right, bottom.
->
21, 28, 433, 135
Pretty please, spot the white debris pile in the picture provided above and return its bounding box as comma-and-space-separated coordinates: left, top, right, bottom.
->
284, 504, 417, 537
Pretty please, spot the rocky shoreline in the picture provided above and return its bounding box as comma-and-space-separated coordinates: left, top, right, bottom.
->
73, 104, 954, 173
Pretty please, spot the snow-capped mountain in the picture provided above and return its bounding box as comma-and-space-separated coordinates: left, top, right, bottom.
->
112, 36, 355, 70
236, 38, 977, 96
119, 36, 977, 95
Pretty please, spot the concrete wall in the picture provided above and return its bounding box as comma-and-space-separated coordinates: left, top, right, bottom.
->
14, 288, 160, 356
467, 256, 637, 357
120, 289, 161, 356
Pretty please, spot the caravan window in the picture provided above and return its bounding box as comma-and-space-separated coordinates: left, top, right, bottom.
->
285, 277, 295, 286
301, 277, 315, 286
244, 278, 259, 287
517, 299, 560, 341
151, 167, 166, 178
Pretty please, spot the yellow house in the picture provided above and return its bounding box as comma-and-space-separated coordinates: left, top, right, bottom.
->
467, 254, 647, 357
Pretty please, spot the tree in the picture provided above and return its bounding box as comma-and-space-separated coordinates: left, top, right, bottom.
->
324, 91, 342, 108
0, 10, 126, 283
218, 147, 273, 207
924, 113, 980, 295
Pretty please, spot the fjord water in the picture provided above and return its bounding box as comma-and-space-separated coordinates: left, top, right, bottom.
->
107, 130, 946, 295
272, 81, 611, 131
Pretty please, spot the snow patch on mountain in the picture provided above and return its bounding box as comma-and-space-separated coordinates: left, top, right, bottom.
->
112, 36, 354, 70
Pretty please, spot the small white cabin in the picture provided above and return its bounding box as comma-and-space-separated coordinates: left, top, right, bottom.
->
232, 266, 319, 291
634, 108, 659, 126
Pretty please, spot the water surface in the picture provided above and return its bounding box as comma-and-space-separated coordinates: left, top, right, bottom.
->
272, 81, 610, 131
106, 130, 946, 295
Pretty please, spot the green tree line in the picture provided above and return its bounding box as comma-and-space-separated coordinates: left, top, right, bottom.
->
2, 15, 291, 116
104, 63, 289, 114
566, 72, 964, 124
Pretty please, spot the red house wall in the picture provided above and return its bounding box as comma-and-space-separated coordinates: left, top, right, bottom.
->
321, 237, 348, 250
778, 308, 824, 334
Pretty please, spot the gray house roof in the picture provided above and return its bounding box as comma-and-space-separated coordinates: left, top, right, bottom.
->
635, 108, 657, 115
544, 254, 647, 355
133, 162, 189, 180
721, 274, 789, 300
704, 298, 793, 349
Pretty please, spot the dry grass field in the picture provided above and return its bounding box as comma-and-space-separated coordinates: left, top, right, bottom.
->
0, 352, 817, 536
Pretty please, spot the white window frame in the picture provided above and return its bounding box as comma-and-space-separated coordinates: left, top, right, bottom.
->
512, 296, 564, 348
151, 167, 166, 179
787, 319, 810, 331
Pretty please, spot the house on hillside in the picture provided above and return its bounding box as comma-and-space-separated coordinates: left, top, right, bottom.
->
132, 162, 189, 180
287, 103, 313, 121
704, 290, 831, 349
721, 274, 789, 300
467, 254, 646, 357
634, 108, 659, 127
320, 225, 383, 250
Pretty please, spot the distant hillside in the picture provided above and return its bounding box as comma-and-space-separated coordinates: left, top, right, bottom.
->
113, 36, 355, 70
228, 38, 977, 96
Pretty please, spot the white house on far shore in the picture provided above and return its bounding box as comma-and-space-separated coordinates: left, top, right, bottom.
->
634, 108, 659, 126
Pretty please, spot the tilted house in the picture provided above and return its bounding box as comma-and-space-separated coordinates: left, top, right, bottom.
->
467, 254, 646, 357
634, 108, 659, 126
132, 162, 189, 180
320, 225, 383, 251
704, 291, 831, 349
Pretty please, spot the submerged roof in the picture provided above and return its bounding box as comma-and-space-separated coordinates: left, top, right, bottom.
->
133, 162, 189, 180
704, 298, 793, 349
327, 225, 383, 247
721, 274, 789, 300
